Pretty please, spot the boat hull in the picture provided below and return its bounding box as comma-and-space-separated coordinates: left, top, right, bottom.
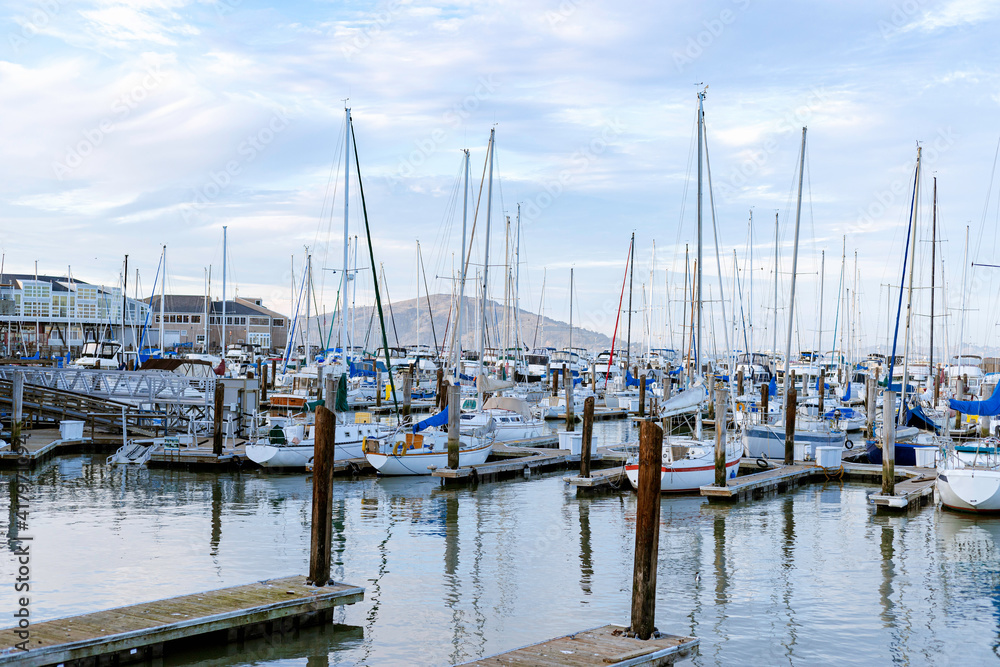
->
365, 442, 493, 476
245, 438, 366, 469
744, 424, 847, 459
625, 447, 741, 493
939, 468, 1000, 513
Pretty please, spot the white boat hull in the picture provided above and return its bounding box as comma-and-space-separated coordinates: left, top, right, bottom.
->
245, 439, 366, 468
939, 468, 1000, 513
626, 439, 742, 492
365, 442, 493, 476
743, 424, 847, 459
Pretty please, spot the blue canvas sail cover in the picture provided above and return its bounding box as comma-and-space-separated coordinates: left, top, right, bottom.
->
841, 381, 851, 402
625, 371, 654, 388
413, 406, 449, 434
768, 375, 777, 397
814, 377, 831, 391
904, 401, 940, 433
950, 380, 1000, 416
823, 407, 858, 420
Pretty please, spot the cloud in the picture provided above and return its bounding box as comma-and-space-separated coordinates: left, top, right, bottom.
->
904, 0, 1000, 33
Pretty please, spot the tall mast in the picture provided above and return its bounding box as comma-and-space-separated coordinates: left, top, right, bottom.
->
817, 250, 825, 360
305, 252, 312, 360
222, 226, 227, 353
783, 127, 807, 400
772, 211, 779, 356
627, 230, 634, 371
454, 149, 470, 375
416, 240, 421, 348
121, 255, 128, 347
159, 245, 166, 355
929, 176, 937, 386
696, 90, 705, 379
341, 105, 351, 365
204, 267, 210, 353
478, 130, 495, 407
569, 268, 574, 353
899, 146, 921, 424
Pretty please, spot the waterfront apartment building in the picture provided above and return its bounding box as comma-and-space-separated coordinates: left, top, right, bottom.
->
145, 295, 287, 353
0, 273, 151, 357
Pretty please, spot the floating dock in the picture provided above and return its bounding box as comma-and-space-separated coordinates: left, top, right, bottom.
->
0, 429, 101, 470
701, 460, 936, 510
0, 576, 363, 667
565, 466, 628, 494
432, 444, 625, 485
459, 624, 698, 666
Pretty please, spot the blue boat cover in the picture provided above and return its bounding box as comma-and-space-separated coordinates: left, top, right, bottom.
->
904, 401, 940, 433
823, 407, 858, 419
950, 380, 1000, 416
768, 375, 777, 397
625, 371, 654, 388
842, 381, 851, 402
413, 406, 449, 434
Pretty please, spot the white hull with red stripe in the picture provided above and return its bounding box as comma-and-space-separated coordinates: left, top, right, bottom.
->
625, 436, 742, 492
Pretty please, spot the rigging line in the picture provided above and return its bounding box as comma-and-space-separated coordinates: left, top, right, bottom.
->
379, 263, 401, 347
886, 156, 921, 388
418, 243, 439, 351
974, 134, 1000, 261
350, 116, 400, 415
462, 137, 493, 288
606, 237, 633, 380
314, 116, 347, 297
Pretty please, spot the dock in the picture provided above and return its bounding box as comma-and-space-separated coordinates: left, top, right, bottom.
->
459, 624, 698, 666
0, 429, 98, 469
565, 466, 628, 494
1, 576, 363, 667
701, 460, 936, 510
432, 444, 626, 485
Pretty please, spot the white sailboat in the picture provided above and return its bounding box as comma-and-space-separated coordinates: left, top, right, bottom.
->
626, 90, 741, 493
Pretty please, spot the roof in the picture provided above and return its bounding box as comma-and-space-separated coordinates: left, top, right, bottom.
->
145, 295, 287, 319
0, 274, 114, 294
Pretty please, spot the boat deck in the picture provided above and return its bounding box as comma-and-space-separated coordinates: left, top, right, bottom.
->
0, 576, 363, 667
458, 624, 698, 666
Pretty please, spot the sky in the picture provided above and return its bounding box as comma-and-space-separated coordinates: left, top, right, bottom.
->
3, 0, 1000, 358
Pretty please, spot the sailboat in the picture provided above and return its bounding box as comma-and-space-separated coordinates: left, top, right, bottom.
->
365, 140, 495, 475
625, 90, 741, 492
938, 382, 1000, 512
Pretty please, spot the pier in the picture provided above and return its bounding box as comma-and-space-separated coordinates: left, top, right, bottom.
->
0, 576, 363, 667
432, 444, 626, 485
459, 624, 698, 666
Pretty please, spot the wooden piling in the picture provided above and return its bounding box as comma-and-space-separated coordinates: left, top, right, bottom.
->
591, 361, 597, 390
865, 376, 876, 439
12, 372, 23, 448
260, 364, 268, 404
448, 383, 460, 469
933, 363, 941, 405
436, 368, 445, 409
565, 367, 575, 432
714, 385, 727, 487
761, 382, 769, 424
270, 359, 277, 389
212, 382, 225, 456
818, 369, 825, 415
631, 420, 663, 641
737, 370, 744, 397
401, 370, 412, 423
375, 368, 382, 408
955, 376, 964, 429
309, 404, 336, 586
580, 396, 595, 478
552, 367, 559, 396
784, 387, 797, 465
639, 373, 646, 418
882, 390, 896, 496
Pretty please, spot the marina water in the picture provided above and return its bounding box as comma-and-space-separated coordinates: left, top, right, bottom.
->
4, 421, 1000, 665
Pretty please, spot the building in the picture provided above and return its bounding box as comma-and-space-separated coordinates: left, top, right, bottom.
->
0, 274, 151, 357
145, 295, 287, 353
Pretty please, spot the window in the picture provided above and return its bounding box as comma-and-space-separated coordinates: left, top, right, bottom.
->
190, 315, 200, 324
183, 315, 189, 323
272, 319, 284, 327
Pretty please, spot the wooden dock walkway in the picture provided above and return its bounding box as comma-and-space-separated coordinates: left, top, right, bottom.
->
565, 466, 628, 494
0, 576, 363, 667
432, 444, 625, 485
458, 624, 697, 666
701, 460, 936, 509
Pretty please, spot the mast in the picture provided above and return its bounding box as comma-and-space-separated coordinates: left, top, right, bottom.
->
772, 211, 779, 356
342, 105, 351, 365
817, 250, 825, 362
783, 127, 807, 401
929, 176, 937, 387
416, 240, 421, 348
159, 245, 166, 355
569, 268, 574, 354
222, 226, 227, 353
121, 255, 128, 348
899, 146, 921, 424
204, 267, 210, 353
454, 149, 470, 376
627, 230, 634, 371
696, 91, 705, 380
478, 130, 495, 408
958, 225, 969, 377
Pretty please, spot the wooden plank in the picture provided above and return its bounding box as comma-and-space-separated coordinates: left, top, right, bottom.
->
0, 576, 363, 667
459, 625, 697, 666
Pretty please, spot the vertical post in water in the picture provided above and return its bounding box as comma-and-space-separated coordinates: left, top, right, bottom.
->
448, 383, 460, 469
715, 385, 727, 487
865, 377, 876, 439
309, 404, 336, 586
12, 372, 23, 448
933, 363, 941, 406
818, 368, 825, 416
375, 368, 382, 408
737, 370, 744, 397
955, 377, 964, 429
580, 396, 595, 478
631, 420, 662, 640
212, 381, 225, 456
436, 368, 444, 410
761, 382, 769, 424
552, 367, 559, 396
639, 373, 646, 418
270, 359, 277, 389
591, 361, 597, 390
882, 390, 896, 495
784, 386, 797, 464
401, 370, 412, 423
260, 364, 268, 404
565, 367, 575, 432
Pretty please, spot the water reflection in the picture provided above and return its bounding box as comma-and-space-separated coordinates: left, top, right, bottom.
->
161, 623, 363, 666
578, 499, 593, 596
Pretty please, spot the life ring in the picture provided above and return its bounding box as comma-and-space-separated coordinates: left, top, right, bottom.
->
756, 458, 768, 469
845, 439, 854, 450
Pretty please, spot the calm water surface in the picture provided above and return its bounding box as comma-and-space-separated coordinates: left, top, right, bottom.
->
3, 421, 1000, 666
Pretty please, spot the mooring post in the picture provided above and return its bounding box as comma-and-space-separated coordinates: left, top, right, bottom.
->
580, 396, 595, 478
865, 376, 876, 439
737, 370, 744, 397
309, 403, 336, 586
591, 361, 597, 390
552, 367, 558, 396
933, 363, 941, 405
212, 381, 225, 456
639, 373, 646, 418
882, 390, 896, 496
565, 367, 575, 432
12, 372, 23, 448
270, 359, 277, 389
401, 370, 412, 424
436, 368, 444, 409
447, 383, 460, 469
631, 420, 663, 640
260, 364, 268, 404
715, 385, 727, 487
761, 382, 769, 425
818, 369, 825, 416
955, 376, 964, 429
784, 386, 797, 465
375, 368, 382, 408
